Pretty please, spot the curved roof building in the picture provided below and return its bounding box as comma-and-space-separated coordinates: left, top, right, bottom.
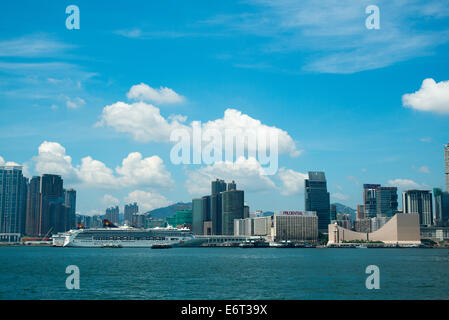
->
328, 214, 420, 246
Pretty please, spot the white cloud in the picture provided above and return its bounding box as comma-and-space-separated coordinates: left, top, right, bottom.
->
115, 152, 174, 188
387, 178, 427, 190
97, 90, 301, 158
185, 157, 277, 195
33, 141, 78, 179
0, 34, 74, 58
412, 165, 431, 174
101, 194, 120, 207
96, 101, 188, 143
124, 190, 171, 212
115, 28, 143, 38
185, 157, 307, 197
66, 97, 86, 109
402, 78, 449, 114
420, 137, 432, 143
127, 83, 185, 104
77, 156, 117, 188
203, 108, 301, 158
203, 1, 449, 74
33, 141, 174, 190
277, 167, 307, 195
331, 193, 350, 201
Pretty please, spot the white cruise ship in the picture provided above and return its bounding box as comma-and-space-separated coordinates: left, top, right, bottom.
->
52, 226, 196, 248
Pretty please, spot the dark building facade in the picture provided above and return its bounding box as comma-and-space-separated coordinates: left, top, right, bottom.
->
376, 187, 398, 217
363, 184, 381, 218
305, 171, 330, 232
192, 198, 204, 235
26, 176, 41, 236
0, 166, 28, 236
434, 188, 449, 226
124, 202, 139, 225
402, 190, 433, 226
210, 179, 227, 235
221, 190, 244, 235
39, 174, 65, 236
64, 188, 76, 231
445, 143, 449, 192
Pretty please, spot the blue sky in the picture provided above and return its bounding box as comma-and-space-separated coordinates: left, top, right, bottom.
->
1, 0, 449, 215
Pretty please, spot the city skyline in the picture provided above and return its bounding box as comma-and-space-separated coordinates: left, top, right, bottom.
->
1, 1, 449, 215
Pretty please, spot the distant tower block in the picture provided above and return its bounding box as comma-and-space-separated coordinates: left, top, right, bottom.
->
445, 143, 449, 192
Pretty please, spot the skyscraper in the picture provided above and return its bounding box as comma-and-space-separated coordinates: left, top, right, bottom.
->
304, 171, 330, 232
402, 190, 433, 226
221, 189, 244, 235
330, 204, 337, 221
0, 166, 28, 237
227, 180, 236, 191
26, 176, 41, 236
433, 188, 449, 227
356, 205, 365, 220
64, 188, 76, 231
376, 187, 398, 217
105, 206, 119, 225
210, 179, 227, 235
211, 179, 227, 195
445, 143, 449, 192
363, 184, 380, 218
192, 198, 204, 235
124, 202, 139, 225
39, 174, 64, 236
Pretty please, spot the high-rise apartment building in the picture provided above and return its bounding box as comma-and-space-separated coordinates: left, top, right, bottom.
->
304, 171, 330, 231
445, 143, 449, 192
26, 176, 41, 236
124, 202, 139, 225
221, 189, 244, 235
0, 166, 28, 237
363, 184, 380, 218
356, 205, 365, 220
39, 174, 65, 236
64, 188, 76, 231
376, 187, 398, 217
105, 206, 119, 225
402, 190, 433, 226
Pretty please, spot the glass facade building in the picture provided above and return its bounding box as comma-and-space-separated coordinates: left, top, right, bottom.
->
402, 190, 433, 226
221, 190, 244, 235
434, 188, 449, 226
304, 171, 330, 232
0, 166, 28, 235
376, 187, 398, 217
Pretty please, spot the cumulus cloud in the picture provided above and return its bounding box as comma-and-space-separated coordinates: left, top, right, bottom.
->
97, 85, 301, 159
277, 167, 307, 195
96, 101, 188, 143
185, 157, 277, 195
116, 152, 174, 188
387, 178, 427, 190
127, 83, 185, 104
101, 194, 120, 207
402, 78, 449, 114
33, 141, 174, 190
202, 108, 301, 158
33, 141, 78, 179
185, 157, 306, 197
0, 156, 20, 167
124, 190, 171, 212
